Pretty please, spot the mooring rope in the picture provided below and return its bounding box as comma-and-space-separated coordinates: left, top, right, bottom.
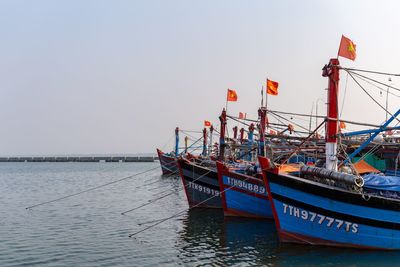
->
127, 169, 257, 238
25, 159, 179, 210
121, 165, 213, 215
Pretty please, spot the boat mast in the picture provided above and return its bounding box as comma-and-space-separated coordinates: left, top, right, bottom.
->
184, 136, 188, 154
239, 127, 244, 144
219, 109, 227, 161
322, 58, 340, 171
248, 123, 255, 161
208, 125, 214, 156
175, 127, 179, 156
258, 107, 267, 157
233, 126, 238, 139
202, 127, 207, 156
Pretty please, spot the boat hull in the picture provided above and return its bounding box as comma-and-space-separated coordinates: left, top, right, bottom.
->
156, 149, 178, 175
259, 157, 400, 250
178, 158, 222, 209
216, 162, 272, 219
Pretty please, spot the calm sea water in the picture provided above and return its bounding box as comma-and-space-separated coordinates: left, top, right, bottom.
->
1, 162, 399, 266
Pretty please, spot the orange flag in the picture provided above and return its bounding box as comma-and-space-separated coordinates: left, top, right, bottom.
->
266, 79, 279, 95
239, 112, 245, 119
204, 120, 211, 127
227, 89, 238, 102
338, 35, 356, 61
339, 121, 346, 129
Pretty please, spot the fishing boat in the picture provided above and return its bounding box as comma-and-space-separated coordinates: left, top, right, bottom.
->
259, 57, 400, 250
216, 108, 273, 218
177, 110, 228, 209
157, 127, 179, 175
178, 157, 221, 208
216, 161, 271, 218
156, 148, 178, 175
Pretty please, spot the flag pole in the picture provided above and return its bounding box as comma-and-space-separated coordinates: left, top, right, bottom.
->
225, 89, 228, 114
265, 82, 268, 133
337, 35, 343, 60
265, 79, 268, 110
261, 85, 264, 107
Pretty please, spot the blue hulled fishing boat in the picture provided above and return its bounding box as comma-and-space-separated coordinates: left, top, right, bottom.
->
216, 108, 272, 218
216, 161, 271, 218
259, 56, 400, 250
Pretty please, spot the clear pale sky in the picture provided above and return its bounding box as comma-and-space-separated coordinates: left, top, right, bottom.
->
1, 0, 399, 155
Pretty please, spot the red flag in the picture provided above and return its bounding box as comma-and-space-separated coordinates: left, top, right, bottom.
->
227, 89, 238, 102
204, 120, 211, 127
266, 79, 279, 95
338, 35, 356, 61
239, 112, 245, 119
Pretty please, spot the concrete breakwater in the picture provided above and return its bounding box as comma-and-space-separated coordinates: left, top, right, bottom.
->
0, 156, 158, 162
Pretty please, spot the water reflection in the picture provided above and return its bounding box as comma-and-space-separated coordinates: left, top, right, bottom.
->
177, 209, 278, 266
177, 209, 400, 266
274, 244, 400, 266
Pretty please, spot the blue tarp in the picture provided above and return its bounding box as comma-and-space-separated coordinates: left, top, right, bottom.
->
363, 174, 400, 192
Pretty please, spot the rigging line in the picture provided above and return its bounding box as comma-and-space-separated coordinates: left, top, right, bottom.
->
337, 135, 361, 178
181, 131, 202, 141
226, 115, 252, 127
345, 70, 400, 123
128, 169, 258, 238
340, 72, 349, 118
280, 119, 326, 166
180, 131, 199, 142
267, 109, 385, 129
338, 119, 383, 128
358, 143, 382, 163
269, 111, 310, 132
25, 165, 162, 210
160, 133, 175, 151
180, 136, 203, 155
341, 67, 400, 77
226, 114, 259, 123
351, 72, 400, 98
229, 114, 306, 132
349, 71, 400, 93
267, 109, 326, 119
121, 167, 214, 215
227, 115, 269, 126
268, 112, 287, 128
180, 130, 203, 134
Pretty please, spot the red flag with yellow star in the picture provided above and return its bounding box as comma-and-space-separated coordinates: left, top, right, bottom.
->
338, 35, 356, 61
227, 89, 238, 102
